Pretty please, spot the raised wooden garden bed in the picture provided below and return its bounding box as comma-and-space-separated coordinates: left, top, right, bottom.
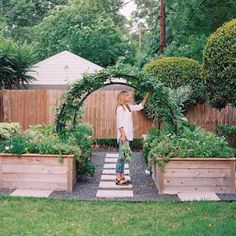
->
0, 153, 77, 192
152, 158, 236, 195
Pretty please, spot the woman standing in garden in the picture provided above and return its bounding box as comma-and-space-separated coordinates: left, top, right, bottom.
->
115, 91, 149, 185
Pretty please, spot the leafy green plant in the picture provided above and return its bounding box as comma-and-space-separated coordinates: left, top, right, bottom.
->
216, 125, 236, 148
144, 56, 205, 108
0, 38, 36, 89
0, 124, 94, 176
146, 124, 235, 171
143, 127, 160, 164
203, 19, 236, 109
119, 143, 134, 165
0, 123, 20, 141
74, 123, 93, 137
216, 125, 236, 137
1, 135, 30, 155
71, 124, 94, 176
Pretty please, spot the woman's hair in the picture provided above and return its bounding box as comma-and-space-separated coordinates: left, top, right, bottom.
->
116, 91, 131, 112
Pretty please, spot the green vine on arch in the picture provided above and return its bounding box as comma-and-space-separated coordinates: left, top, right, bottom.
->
55, 66, 179, 133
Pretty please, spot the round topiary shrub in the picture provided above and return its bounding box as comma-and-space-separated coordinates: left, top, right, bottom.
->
144, 56, 205, 108
203, 19, 236, 109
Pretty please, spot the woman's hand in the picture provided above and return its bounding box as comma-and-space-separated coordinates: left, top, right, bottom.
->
121, 134, 126, 144
141, 92, 150, 106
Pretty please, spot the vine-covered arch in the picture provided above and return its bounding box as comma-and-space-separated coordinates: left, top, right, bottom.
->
56, 66, 178, 132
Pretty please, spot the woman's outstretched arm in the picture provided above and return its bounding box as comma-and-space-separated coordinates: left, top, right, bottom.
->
129, 92, 150, 111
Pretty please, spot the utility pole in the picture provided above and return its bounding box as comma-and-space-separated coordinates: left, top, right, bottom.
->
160, 0, 165, 52
138, 24, 142, 50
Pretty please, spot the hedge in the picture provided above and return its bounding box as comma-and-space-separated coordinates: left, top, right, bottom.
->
93, 138, 144, 150
203, 19, 236, 109
144, 56, 205, 108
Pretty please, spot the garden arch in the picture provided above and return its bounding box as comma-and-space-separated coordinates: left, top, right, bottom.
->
56, 66, 178, 133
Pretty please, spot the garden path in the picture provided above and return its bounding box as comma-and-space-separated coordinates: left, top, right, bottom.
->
96, 153, 134, 199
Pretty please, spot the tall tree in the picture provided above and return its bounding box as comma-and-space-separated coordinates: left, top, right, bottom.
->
0, 0, 68, 41
131, 0, 236, 62
163, 0, 236, 61
33, 0, 130, 67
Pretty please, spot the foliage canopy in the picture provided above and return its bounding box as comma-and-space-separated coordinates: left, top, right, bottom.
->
203, 19, 236, 109
144, 56, 205, 108
0, 38, 35, 89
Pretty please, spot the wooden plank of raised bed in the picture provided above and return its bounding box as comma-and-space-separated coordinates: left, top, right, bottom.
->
2, 173, 67, 183
72, 159, 77, 186
164, 186, 232, 194
164, 177, 232, 187
0, 155, 2, 188
230, 160, 236, 192
2, 164, 67, 174
164, 168, 231, 178
157, 165, 164, 195
2, 157, 68, 166
165, 160, 232, 169
67, 157, 73, 192
3, 181, 68, 191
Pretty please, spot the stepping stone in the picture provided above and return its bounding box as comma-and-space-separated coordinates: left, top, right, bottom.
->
104, 163, 129, 169
101, 175, 131, 181
177, 192, 220, 201
99, 181, 132, 189
96, 190, 133, 198
10, 189, 52, 198
102, 169, 130, 175
105, 158, 117, 163
106, 153, 119, 158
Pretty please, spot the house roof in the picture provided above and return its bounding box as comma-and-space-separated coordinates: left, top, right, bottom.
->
28, 51, 104, 85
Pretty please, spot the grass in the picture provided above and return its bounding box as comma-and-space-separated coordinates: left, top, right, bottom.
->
0, 196, 236, 236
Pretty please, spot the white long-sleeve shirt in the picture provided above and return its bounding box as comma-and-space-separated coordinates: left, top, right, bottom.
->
116, 103, 144, 142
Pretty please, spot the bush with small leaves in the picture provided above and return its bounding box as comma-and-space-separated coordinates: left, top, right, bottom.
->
144, 56, 205, 108
203, 19, 236, 109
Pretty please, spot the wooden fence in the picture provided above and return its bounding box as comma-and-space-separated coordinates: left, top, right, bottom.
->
0, 89, 153, 138
185, 103, 236, 132
0, 89, 236, 138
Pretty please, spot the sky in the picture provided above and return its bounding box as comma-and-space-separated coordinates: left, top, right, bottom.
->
119, 0, 137, 20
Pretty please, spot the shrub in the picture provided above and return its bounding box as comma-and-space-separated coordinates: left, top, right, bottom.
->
144, 56, 205, 107
0, 123, 20, 140
93, 138, 117, 148
0, 134, 82, 160
203, 19, 236, 109
93, 138, 144, 150
1, 135, 29, 155
0, 124, 95, 176
216, 125, 236, 148
0, 38, 36, 89
146, 124, 234, 169
143, 127, 159, 164
74, 123, 93, 137
67, 123, 95, 176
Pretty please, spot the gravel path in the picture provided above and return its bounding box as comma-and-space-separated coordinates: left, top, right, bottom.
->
50, 152, 104, 200
50, 151, 178, 201
130, 152, 178, 201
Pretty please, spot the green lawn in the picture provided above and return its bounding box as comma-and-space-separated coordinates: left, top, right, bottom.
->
0, 196, 236, 236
